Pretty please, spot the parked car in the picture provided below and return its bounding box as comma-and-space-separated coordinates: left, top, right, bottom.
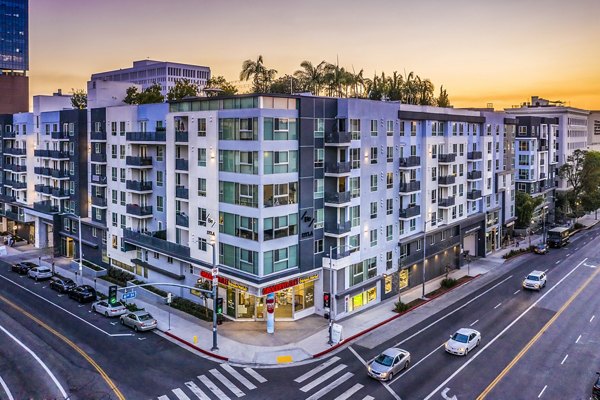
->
92, 300, 127, 317
11, 262, 37, 275
49, 276, 77, 293
120, 311, 157, 332
593, 372, 600, 399
68, 285, 97, 303
522, 270, 547, 291
27, 266, 53, 281
367, 347, 410, 381
445, 328, 481, 356
534, 243, 548, 255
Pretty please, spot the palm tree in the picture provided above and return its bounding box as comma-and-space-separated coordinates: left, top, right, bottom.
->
240, 55, 278, 93
294, 60, 326, 95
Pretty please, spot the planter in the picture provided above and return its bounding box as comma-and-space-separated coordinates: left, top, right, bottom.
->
70, 259, 107, 278
126, 280, 168, 304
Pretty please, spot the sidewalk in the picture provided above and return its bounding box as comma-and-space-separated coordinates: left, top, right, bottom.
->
4, 213, 598, 366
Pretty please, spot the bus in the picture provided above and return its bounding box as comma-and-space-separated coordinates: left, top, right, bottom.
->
547, 227, 570, 248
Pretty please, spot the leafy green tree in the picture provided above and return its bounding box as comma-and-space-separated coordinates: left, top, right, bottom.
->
437, 85, 451, 107
70, 89, 87, 109
557, 149, 600, 218
167, 79, 199, 101
515, 191, 543, 229
205, 76, 238, 96
269, 75, 300, 94
580, 150, 600, 214
123, 83, 164, 104
123, 86, 140, 104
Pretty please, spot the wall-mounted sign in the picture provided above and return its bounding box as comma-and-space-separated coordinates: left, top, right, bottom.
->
200, 270, 229, 286
262, 278, 299, 295
299, 274, 319, 284
229, 281, 248, 292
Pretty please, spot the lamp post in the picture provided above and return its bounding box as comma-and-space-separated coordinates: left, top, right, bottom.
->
422, 216, 442, 299
327, 244, 351, 345
208, 241, 218, 351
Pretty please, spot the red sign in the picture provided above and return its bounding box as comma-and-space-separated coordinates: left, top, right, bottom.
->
262, 278, 299, 295
200, 270, 229, 286
266, 297, 275, 314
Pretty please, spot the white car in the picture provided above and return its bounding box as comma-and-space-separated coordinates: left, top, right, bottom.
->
27, 266, 53, 281
445, 328, 481, 356
523, 270, 546, 291
367, 348, 411, 381
92, 300, 128, 317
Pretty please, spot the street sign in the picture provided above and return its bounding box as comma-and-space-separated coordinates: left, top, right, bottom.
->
331, 323, 343, 344
212, 267, 219, 276
122, 291, 136, 300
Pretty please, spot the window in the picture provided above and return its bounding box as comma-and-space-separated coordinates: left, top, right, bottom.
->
410, 121, 417, 136
314, 118, 324, 138
156, 196, 164, 212
350, 148, 360, 169
198, 178, 206, 197
399, 121, 405, 136
120, 215, 126, 229
198, 208, 207, 226
370, 202, 377, 219
350, 206, 360, 227
387, 120, 394, 136
370, 174, 378, 191
432, 167, 437, 181
157, 146, 164, 161
370, 120, 378, 136
386, 251, 393, 269
350, 119, 360, 140
198, 148, 207, 166
387, 146, 393, 162
314, 239, 324, 254
112, 213, 117, 227
387, 225, 393, 241
314, 148, 324, 168
314, 179, 324, 199
120, 191, 125, 206
111, 145, 117, 159
111, 122, 117, 136
387, 172, 393, 189
197, 118, 206, 136
314, 209, 324, 229
370, 147, 378, 164
198, 238, 207, 251
120, 168, 125, 183
370, 229, 378, 247
432, 189, 437, 204
120, 145, 125, 159
112, 167, 117, 182
119, 121, 126, 135
156, 171, 163, 186
387, 198, 393, 215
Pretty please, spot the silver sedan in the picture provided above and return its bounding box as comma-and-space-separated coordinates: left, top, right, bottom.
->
92, 300, 127, 317
367, 348, 411, 381
120, 311, 157, 332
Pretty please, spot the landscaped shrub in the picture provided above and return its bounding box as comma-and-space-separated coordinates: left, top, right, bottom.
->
502, 247, 533, 259
440, 278, 457, 288
394, 301, 410, 313
124, 302, 144, 312
171, 297, 213, 322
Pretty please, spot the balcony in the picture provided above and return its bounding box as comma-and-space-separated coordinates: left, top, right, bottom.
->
467, 151, 482, 160
324, 162, 351, 174
35, 184, 52, 195
90, 131, 107, 141
324, 191, 351, 204
399, 205, 420, 219
438, 196, 455, 208
5, 210, 24, 222
91, 174, 107, 185
126, 204, 153, 217
51, 131, 70, 140
5, 180, 26, 190
34, 201, 59, 213
91, 196, 108, 208
4, 147, 26, 156
126, 131, 166, 142
2, 131, 15, 139
399, 156, 421, 168
126, 180, 153, 192
175, 186, 189, 199
175, 159, 189, 171
438, 175, 456, 185
34, 167, 51, 176
540, 172, 546, 179
324, 131, 351, 145
175, 131, 189, 142
176, 213, 189, 228
126, 156, 153, 167
91, 153, 107, 163
4, 164, 26, 173
467, 171, 482, 180
399, 181, 421, 193
51, 169, 70, 179
34, 149, 69, 159
51, 188, 71, 198
438, 154, 456, 163
123, 229, 191, 259
324, 220, 351, 235
467, 190, 482, 200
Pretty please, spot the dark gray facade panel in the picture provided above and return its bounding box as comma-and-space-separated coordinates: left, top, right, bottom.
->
399, 110, 485, 124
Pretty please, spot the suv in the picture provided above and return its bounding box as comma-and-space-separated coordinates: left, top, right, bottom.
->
28, 266, 53, 281
523, 270, 547, 291
49, 276, 77, 293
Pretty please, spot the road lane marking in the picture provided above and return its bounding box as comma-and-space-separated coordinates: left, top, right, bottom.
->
566, 254, 571, 257
362, 397, 374, 400
494, 303, 502, 309
575, 335, 581, 344
243, 368, 267, 383
591, 315, 595, 323
0, 323, 68, 399
393, 275, 514, 348
300, 364, 347, 392
0, 294, 126, 400
421, 258, 589, 400
470, 319, 479, 327
442, 388, 457, 400
294, 356, 340, 383
306, 372, 353, 400
0, 374, 14, 400
560, 354, 568, 365
390, 344, 445, 383
220, 364, 256, 390
172, 388, 191, 400
514, 290, 520, 295
556, 261, 560, 264
475, 258, 597, 400
209, 369, 244, 397
334, 383, 364, 400
543, 269, 548, 273
0, 275, 131, 337
198, 374, 230, 400
158, 396, 169, 400
538, 385, 547, 398
184, 381, 210, 400
348, 346, 366, 365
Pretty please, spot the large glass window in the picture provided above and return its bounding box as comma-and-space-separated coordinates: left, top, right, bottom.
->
220, 181, 258, 208
263, 182, 297, 207
264, 151, 298, 174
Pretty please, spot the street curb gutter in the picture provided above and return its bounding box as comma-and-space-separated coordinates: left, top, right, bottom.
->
312, 274, 480, 359
163, 330, 229, 361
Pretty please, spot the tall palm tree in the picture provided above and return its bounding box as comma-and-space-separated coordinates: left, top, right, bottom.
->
294, 60, 326, 95
240, 55, 278, 93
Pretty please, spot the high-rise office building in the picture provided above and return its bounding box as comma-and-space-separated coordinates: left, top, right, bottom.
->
0, 0, 29, 113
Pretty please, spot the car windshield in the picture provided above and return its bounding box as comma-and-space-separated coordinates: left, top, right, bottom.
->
111, 302, 125, 308
527, 275, 539, 281
138, 314, 153, 321
374, 354, 394, 366
452, 333, 469, 343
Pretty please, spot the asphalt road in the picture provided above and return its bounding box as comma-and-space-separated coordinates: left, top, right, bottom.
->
1, 225, 599, 400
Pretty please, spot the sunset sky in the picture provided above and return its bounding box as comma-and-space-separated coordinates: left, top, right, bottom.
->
30, 0, 600, 110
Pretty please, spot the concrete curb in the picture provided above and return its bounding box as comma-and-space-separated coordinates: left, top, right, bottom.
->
163, 330, 229, 362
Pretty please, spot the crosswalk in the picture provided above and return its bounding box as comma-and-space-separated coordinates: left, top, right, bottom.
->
294, 356, 375, 400
157, 364, 267, 400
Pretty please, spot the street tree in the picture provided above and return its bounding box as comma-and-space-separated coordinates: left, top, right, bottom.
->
205, 75, 238, 96
558, 149, 600, 218
123, 83, 164, 104
515, 191, 543, 229
70, 89, 87, 109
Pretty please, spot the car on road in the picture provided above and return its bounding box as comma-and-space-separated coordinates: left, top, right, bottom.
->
534, 243, 548, 255
27, 266, 53, 281
522, 270, 547, 291
120, 311, 157, 332
593, 372, 600, 399
11, 262, 37, 275
445, 328, 481, 356
92, 300, 127, 317
49, 276, 77, 293
68, 285, 97, 303
367, 347, 411, 381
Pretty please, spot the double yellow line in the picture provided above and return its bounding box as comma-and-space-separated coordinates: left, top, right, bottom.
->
0, 294, 125, 400
477, 266, 600, 399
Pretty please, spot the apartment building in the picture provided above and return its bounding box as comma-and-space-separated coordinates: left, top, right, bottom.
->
588, 111, 600, 152
0, 0, 29, 113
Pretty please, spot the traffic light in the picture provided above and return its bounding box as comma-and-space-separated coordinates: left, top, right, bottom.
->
323, 292, 331, 309
108, 285, 118, 305
216, 297, 223, 314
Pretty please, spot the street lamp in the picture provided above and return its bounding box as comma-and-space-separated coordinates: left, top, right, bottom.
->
422, 215, 443, 299
327, 244, 352, 345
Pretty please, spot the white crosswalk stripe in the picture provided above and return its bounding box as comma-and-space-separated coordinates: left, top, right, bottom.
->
244, 367, 267, 383
334, 383, 364, 400
306, 372, 354, 400
209, 369, 245, 397
198, 374, 231, 400
221, 364, 257, 390
300, 364, 347, 393
172, 388, 191, 400
294, 356, 341, 383
184, 381, 211, 400
362, 396, 374, 400
157, 396, 170, 400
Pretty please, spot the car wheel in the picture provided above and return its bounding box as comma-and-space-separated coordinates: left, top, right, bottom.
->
465, 348, 469, 356
404, 361, 409, 370
120, 318, 124, 325
476, 339, 480, 347
387, 372, 393, 381
134, 325, 139, 332
92, 306, 96, 312
104, 312, 109, 317
35, 276, 38, 282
